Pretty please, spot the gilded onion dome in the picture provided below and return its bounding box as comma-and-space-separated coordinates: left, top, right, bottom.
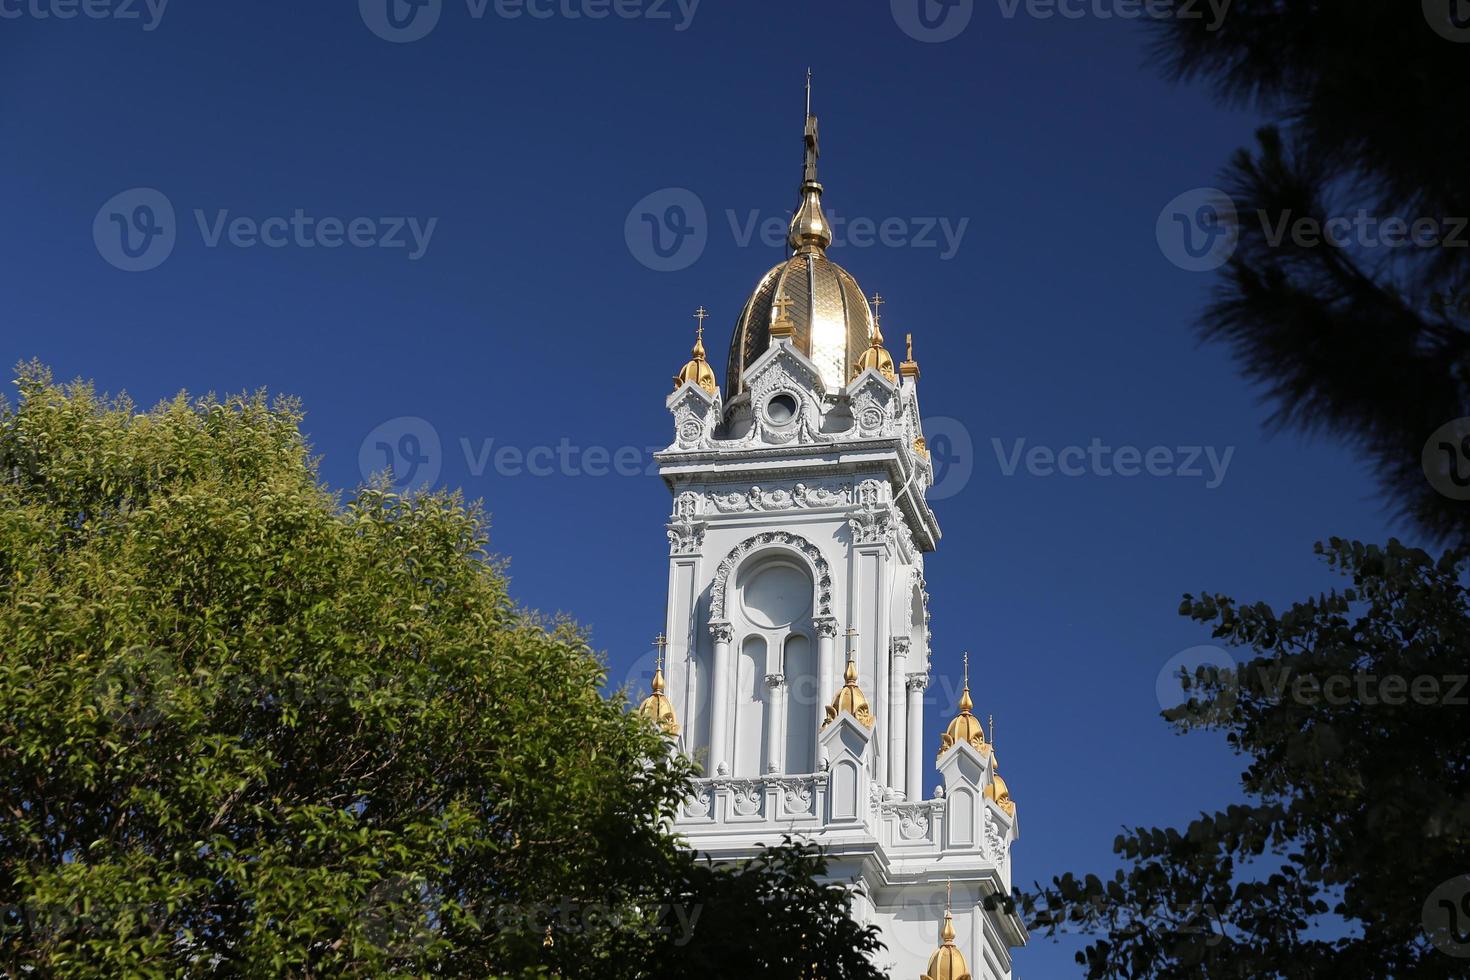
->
922, 901, 972, 980
725, 105, 877, 398
984, 716, 1016, 817
637, 635, 680, 735
938, 653, 987, 759
823, 656, 874, 729
674, 309, 718, 396
854, 319, 897, 384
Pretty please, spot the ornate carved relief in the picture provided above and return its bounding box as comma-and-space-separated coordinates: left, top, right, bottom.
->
708, 621, 734, 644
709, 531, 833, 621
774, 777, 816, 817
708, 482, 852, 514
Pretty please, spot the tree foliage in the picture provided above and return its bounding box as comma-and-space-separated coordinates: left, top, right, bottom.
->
0, 363, 884, 978
1150, 1, 1470, 543
1023, 538, 1470, 977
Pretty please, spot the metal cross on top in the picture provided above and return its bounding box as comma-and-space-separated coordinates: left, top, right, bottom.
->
693, 307, 708, 341
845, 625, 860, 656
870, 292, 885, 325
653, 632, 667, 671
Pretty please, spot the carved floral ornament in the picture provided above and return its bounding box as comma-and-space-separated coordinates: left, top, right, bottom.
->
708, 530, 833, 621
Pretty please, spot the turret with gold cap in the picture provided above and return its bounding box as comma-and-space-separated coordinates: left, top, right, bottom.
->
823, 627, 874, 729
922, 882, 972, 980
984, 715, 1016, 817
938, 653, 986, 758
853, 292, 897, 383
673, 308, 718, 396
637, 634, 680, 735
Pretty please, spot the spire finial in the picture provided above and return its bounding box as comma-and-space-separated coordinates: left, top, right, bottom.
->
637, 631, 679, 733
823, 624, 874, 729
674, 308, 717, 395
805, 67, 812, 119
989, 713, 995, 747
788, 69, 831, 252
870, 292, 885, 326
900, 331, 921, 379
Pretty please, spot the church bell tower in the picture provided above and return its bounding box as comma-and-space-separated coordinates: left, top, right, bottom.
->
641, 89, 1027, 979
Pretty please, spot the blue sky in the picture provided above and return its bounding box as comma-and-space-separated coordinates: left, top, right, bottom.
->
1, 1, 1411, 974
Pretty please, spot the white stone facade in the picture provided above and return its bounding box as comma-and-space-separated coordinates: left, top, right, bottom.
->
656, 330, 1026, 978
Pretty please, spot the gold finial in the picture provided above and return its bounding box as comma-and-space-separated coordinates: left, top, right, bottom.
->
673, 309, 718, 396
923, 879, 969, 980
823, 626, 873, 729
853, 296, 896, 383
901, 331, 921, 379
637, 632, 680, 735
543, 924, 554, 949
770, 290, 796, 339
938, 651, 985, 760
984, 712, 1016, 816
789, 72, 831, 254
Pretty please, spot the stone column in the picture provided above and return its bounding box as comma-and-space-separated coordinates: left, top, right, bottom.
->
765, 673, 785, 773
814, 617, 838, 736
708, 621, 733, 775
906, 672, 927, 801
888, 638, 910, 796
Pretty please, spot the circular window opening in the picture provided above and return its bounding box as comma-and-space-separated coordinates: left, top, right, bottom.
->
766, 393, 798, 425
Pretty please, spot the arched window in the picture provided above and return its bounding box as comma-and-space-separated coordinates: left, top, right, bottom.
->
733, 635, 766, 777
732, 553, 817, 775
783, 633, 817, 772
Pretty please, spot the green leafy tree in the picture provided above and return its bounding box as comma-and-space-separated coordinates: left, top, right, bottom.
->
1151, 1, 1470, 542
1022, 538, 1470, 977
0, 363, 884, 978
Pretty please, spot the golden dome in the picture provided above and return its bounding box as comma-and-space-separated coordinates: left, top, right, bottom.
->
822, 657, 874, 730
674, 310, 718, 397
853, 319, 897, 384
922, 908, 972, 980
637, 635, 680, 735
725, 107, 877, 398
984, 716, 1016, 816
984, 771, 1015, 817
938, 653, 987, 759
